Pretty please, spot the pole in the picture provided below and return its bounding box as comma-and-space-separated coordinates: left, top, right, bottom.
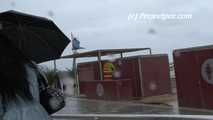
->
98, 51, 103, 80
120, 52, 123, 58
54, 60, 57, 72
71, 32, 81, 96
72, 51, 79, 96
149, 48, 152, 54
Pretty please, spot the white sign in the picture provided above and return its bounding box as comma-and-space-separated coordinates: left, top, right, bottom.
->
201, 58, 213, 84
149, 82, 157, 91
96, 83, 104, 97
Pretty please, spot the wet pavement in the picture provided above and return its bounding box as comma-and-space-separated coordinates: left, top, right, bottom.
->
53, 97, 213, 120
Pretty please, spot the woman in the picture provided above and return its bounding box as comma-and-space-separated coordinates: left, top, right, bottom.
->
0, 34, 51, 120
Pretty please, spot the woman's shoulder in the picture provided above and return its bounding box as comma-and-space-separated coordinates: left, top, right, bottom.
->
2, 98, 50, 120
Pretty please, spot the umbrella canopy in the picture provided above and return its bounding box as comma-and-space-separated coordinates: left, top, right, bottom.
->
0, 10, 70, 63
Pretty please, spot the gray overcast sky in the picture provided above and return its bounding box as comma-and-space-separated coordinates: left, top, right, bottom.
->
1, 0, 213, 70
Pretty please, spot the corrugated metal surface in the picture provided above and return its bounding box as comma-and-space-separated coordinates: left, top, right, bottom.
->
140, 55, 171, 97
78, 61, 100, 81
174, 47, 213, 109
116, 57, 142, 98
79, 79, 133, 100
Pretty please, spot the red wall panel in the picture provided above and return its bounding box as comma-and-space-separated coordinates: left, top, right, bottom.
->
141, 55, 171, 97
174, 46, 213, 109
79, 79, 133, 100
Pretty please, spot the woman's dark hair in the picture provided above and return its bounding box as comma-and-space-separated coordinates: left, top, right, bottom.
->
0, 34, 33, 109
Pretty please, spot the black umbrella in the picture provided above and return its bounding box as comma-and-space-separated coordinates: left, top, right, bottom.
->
0, 10, 70, 63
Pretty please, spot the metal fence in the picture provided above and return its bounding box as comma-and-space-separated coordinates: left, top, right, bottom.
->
52, 114, 213, 120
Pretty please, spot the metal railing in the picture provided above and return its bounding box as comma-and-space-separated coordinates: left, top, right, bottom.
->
52, 114, 213, 120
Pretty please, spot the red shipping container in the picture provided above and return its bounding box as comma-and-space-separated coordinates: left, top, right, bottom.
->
118, 54, 171, 98
78, 54, 171, 100
140, 55, 172, 97
174, 45, 213, 109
